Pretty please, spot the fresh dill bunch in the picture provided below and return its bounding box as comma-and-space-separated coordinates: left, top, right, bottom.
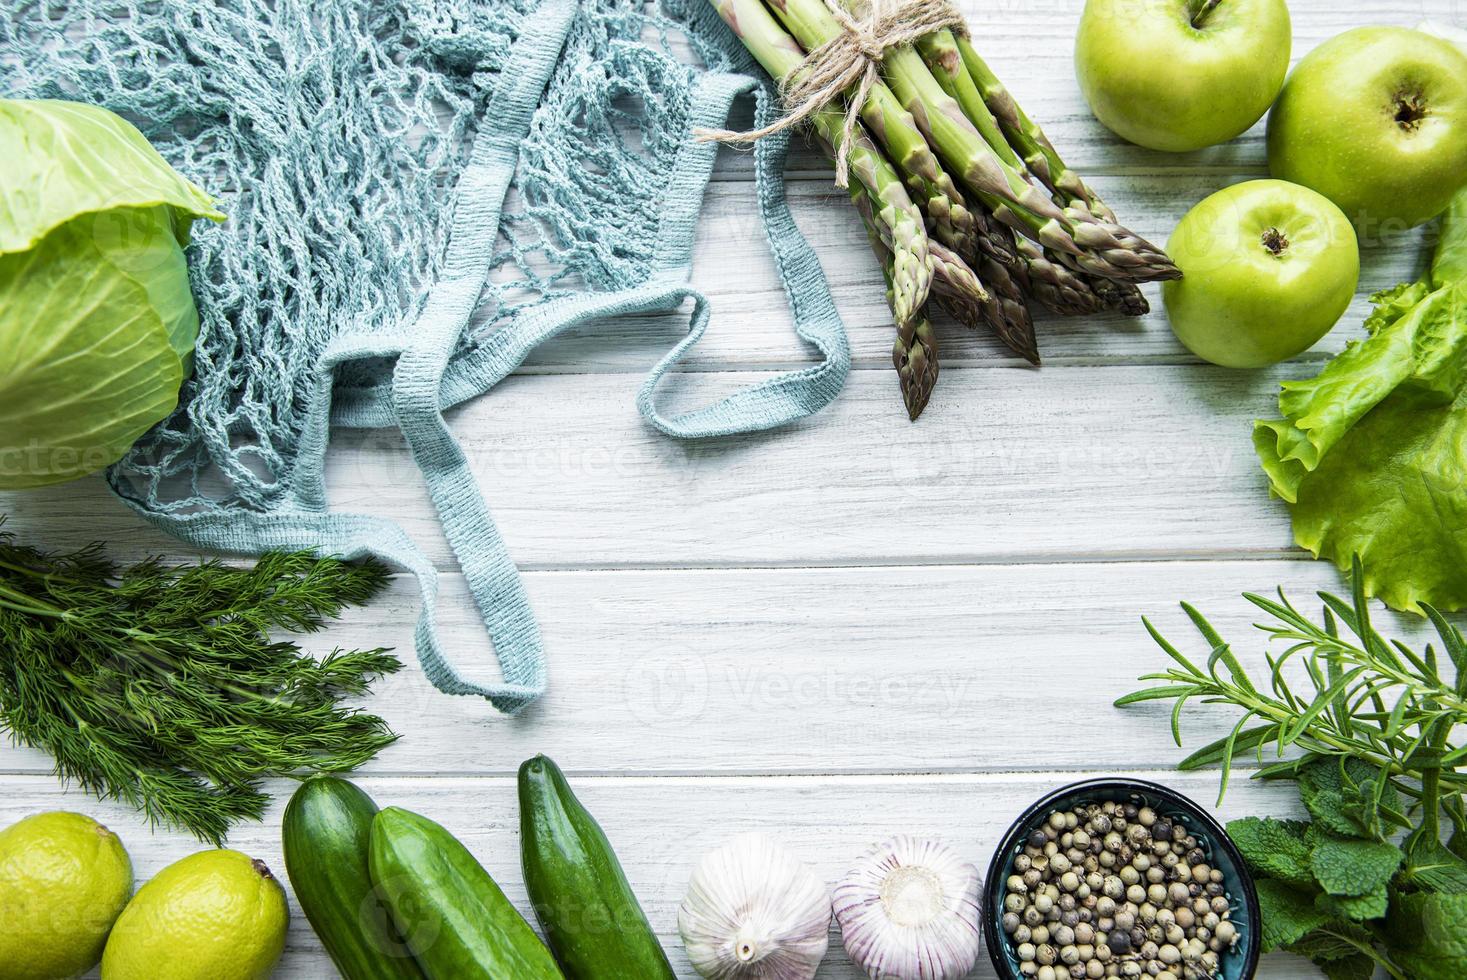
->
0, 524, 402, 844
1117, 556, 1466, 845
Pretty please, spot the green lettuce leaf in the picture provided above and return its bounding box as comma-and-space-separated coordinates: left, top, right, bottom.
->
1255, 187, 1467, 612
0, 98, 223, 254
0, 216, 182, 489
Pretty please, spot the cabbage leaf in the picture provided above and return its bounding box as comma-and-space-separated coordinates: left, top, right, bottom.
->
0, 215, 182, 489
1255, 189, 1467, 612
0, 98, 223, 254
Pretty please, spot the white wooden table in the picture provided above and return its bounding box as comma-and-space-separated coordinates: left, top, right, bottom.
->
1, 2, 1456, 976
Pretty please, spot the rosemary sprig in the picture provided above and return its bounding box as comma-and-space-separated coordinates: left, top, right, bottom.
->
0, 524, 402, 844
1116, 558, 1465, 837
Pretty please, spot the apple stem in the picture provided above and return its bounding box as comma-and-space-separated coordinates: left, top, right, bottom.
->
1190, 0, 1222, 28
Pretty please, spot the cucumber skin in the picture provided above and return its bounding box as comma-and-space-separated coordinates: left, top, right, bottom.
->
518, 755, 677, 980
281, 777, 426, 980
369, 806, 564, 980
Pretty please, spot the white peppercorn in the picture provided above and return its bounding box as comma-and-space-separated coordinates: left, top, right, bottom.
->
1006, 802, 1238, 980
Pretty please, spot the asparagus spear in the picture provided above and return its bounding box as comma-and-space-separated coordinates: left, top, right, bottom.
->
954, 35, 1103, 216
844, 126, 935, 331
853, 189, 940, 419
952, 36, 1151, 314
1015, 237, 1104, 317
894, 307, 940, 421
710, 0, 934, 327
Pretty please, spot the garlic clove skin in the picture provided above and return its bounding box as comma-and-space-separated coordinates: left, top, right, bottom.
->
833, 835, 982, 980
679, 832, 833, 980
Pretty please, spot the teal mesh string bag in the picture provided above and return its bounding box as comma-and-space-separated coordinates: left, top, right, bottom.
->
2, 0, 850, 713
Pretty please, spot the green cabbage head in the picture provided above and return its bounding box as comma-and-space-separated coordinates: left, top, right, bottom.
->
0, 99, 224, 489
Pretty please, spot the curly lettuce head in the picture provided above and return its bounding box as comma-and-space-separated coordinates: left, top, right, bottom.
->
1255, 187, 1467, 612
0, 99, 224, 489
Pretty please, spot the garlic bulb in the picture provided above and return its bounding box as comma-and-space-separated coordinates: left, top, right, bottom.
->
833, 836, 982, 980
679, 833, 832, 980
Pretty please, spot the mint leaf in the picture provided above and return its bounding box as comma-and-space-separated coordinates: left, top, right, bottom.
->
1401, 838, 1467, 894
1297, 758, 1399, 840
1257, 879, 1331, 951
1387, 892, 1467, 979
1227, 817, 1315, 887
1317, 887, 1389, 922
1309, 828, 1403, 896
1289, 922, 1375, 961
1318, 953, 1377, 980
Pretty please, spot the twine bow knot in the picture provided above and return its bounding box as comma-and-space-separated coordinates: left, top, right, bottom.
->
697, 0, 965, 187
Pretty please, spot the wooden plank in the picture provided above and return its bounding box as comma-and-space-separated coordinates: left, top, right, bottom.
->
0, 770, 1322, 979
511, 174, 1429, 373
0, 558, 1430, 779
0, 362, 1316, 565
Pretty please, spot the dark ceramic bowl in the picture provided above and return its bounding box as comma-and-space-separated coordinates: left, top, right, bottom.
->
982, 778, 1261, 980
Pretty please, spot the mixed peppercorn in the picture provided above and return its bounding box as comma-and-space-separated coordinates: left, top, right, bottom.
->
1000, 800, 1240, 980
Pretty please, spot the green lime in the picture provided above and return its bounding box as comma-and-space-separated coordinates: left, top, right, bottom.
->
0, 810, 134, 980
101, 849, 288, 980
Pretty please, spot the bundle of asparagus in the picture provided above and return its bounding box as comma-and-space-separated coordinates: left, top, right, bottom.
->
711, 0, 1180, 419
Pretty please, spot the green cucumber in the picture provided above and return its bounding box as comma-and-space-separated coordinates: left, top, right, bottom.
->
368, 806, 564, 980
518, 755, 676, 979
281, 776, 425, 980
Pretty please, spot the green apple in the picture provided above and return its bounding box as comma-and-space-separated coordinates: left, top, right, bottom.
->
1075, 0, 1291, 152
1163, 180, 1360, 368
1268, 27, 1467, 232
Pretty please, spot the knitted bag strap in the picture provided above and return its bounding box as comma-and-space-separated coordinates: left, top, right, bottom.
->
382, 59, 848, 711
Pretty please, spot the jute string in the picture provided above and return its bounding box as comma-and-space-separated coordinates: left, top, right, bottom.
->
697, 0, 965, 187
